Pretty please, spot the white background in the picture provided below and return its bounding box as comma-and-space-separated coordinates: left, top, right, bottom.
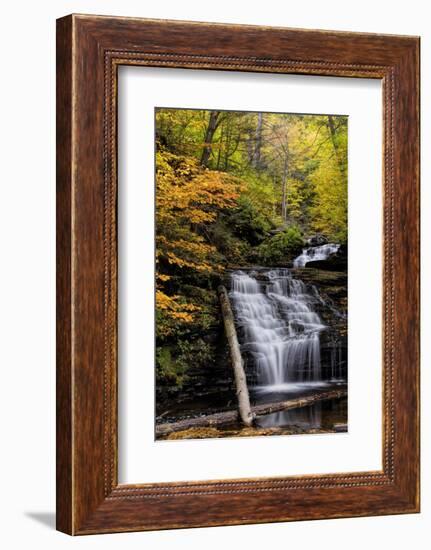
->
0, 1, 428, 549
118, 68, 382, 483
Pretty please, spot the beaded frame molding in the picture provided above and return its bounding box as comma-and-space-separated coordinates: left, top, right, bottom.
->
56, 14, 420, 535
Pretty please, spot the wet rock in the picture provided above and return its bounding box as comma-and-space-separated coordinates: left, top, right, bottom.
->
306, 234, 329, 246
304, 242, 347, 271
305, 256, 347, 271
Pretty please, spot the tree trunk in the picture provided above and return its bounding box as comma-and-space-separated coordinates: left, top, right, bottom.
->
217, 285, 254, 426
223, 124, 231, 170
327, 115, 346, 176
201, 110, 221, 167
155, 389, 347, 436
281, 155, 288, 222
252, 112, 263, 168
216, 123, 224, 169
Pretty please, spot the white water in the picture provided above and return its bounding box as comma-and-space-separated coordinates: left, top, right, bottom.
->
229, 269, 326, 389
293, 243, 340, 267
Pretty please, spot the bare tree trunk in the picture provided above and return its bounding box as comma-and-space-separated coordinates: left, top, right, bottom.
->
201, 110, 221, 167
281, 155, 288, 222
327, 115, 346, 176
223, 124, 231, 170
217, 286, 254, 426
216, 123, 224, 169
252, 112, 263, 168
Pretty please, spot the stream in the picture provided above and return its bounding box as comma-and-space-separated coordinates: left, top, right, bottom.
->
228, 243, 346, 431
156, 243, 347, 437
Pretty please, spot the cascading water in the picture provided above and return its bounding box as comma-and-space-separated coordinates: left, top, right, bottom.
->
229, 269, 326, 389
293, 243, 340, 267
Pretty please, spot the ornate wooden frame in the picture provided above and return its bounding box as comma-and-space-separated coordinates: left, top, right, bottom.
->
56, 14, 420, 535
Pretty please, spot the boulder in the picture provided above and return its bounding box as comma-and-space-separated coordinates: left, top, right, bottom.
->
306, 234, 328, 246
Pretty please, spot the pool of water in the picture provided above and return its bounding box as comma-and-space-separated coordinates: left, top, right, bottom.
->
255, 396, 347, 431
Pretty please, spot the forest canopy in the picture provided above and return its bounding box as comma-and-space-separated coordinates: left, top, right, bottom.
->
155, 108, 347, 389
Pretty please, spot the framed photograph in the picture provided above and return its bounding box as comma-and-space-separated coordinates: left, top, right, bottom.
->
152, 106, 349, 442
56, 14, 420, 534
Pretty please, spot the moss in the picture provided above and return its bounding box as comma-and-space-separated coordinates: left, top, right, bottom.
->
156, 338, 216, 389
256, 225, 305, 264
161, 425, 337, 440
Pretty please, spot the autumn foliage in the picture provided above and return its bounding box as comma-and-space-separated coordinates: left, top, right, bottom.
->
154, 108, 347, 389
156, 148, 243, 330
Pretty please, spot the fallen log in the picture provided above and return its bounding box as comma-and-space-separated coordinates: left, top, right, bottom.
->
218, 285, 254, 427
156, 388, 347, 437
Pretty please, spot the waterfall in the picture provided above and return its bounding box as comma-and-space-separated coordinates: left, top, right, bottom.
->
229, 269, 326, 389
293, 243, 340, 267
